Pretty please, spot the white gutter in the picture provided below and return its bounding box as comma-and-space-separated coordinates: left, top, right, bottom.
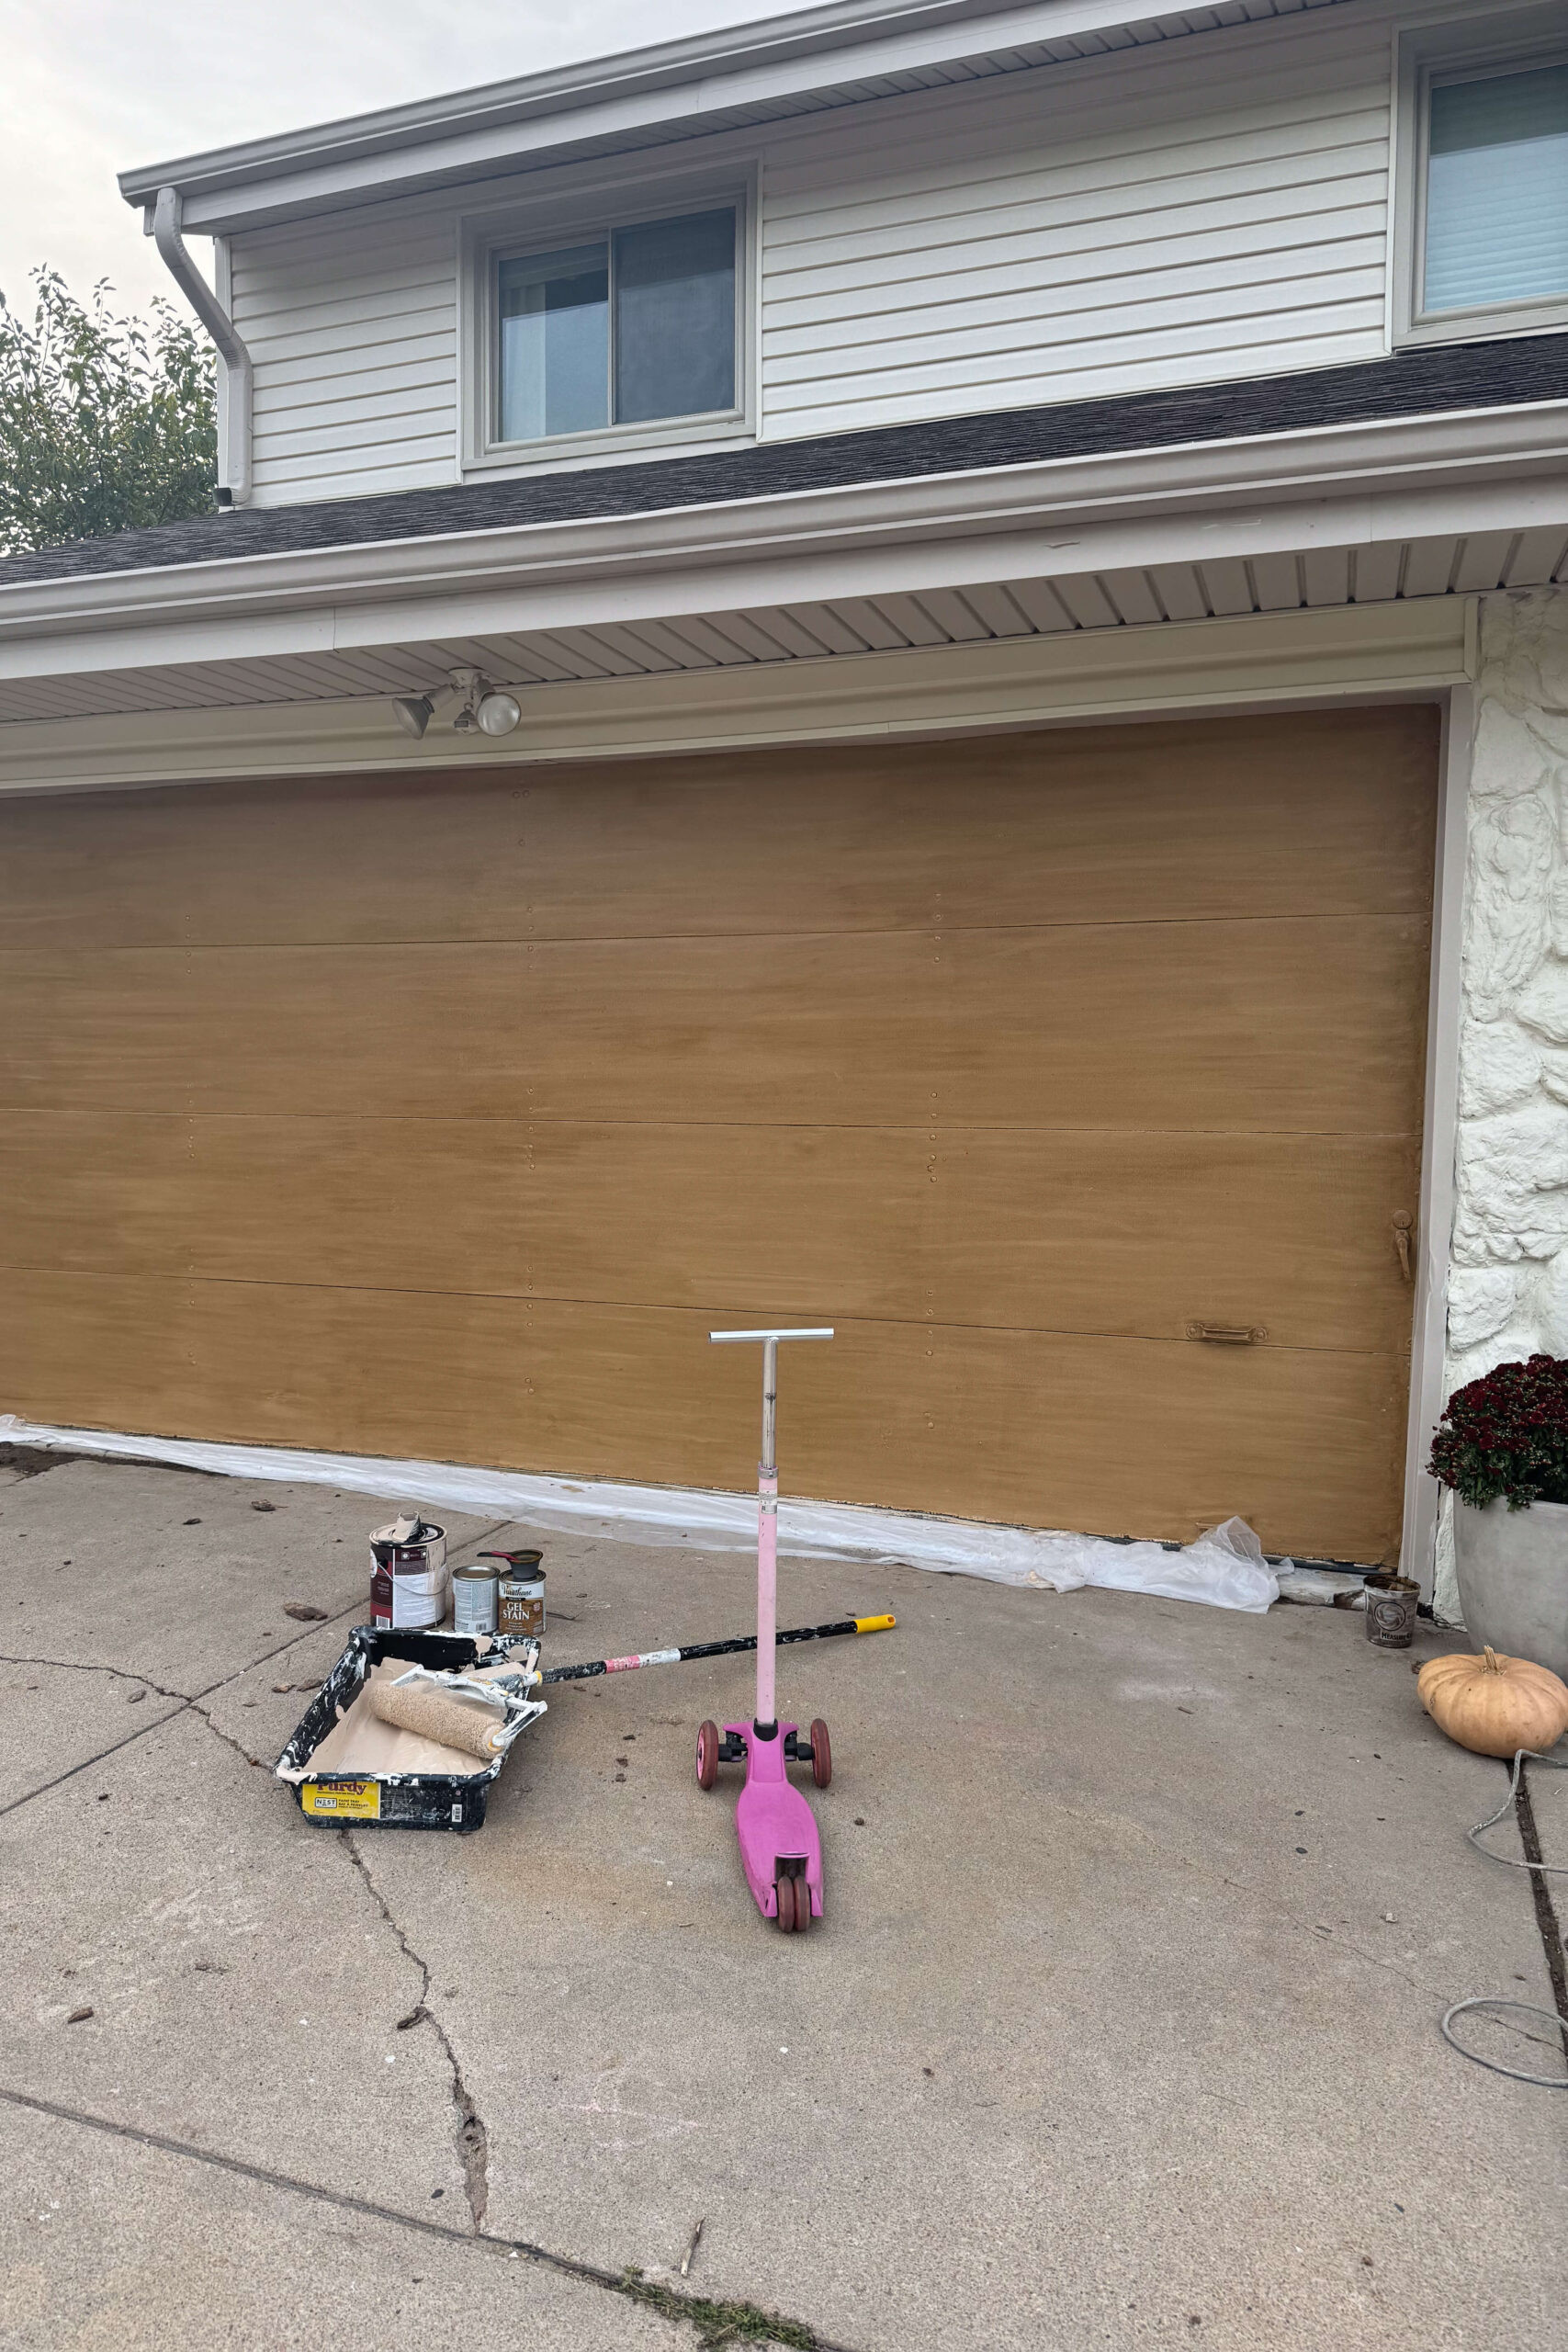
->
2, 398, 1565, 656
149, 187, 254, 508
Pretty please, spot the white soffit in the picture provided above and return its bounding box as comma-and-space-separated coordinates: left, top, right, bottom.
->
118, 0, 1361, 233
0, 531, 1534, 729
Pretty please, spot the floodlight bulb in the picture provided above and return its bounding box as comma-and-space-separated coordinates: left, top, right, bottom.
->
392, 695, 432, 739
477, 690, 522, 738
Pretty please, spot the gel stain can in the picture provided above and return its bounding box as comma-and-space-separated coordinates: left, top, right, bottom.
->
451, 1562, 500, 1637
489, 1549, 546, 1642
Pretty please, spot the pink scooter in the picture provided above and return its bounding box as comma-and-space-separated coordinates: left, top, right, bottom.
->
697, 1328, 834, 1933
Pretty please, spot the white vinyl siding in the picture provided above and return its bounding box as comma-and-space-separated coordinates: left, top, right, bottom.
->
230, 204, 457, 502
759, 15, 1393, 434
231, 4, 1398, 505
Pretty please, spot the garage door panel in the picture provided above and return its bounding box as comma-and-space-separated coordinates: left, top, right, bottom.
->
0, 1112, 534, 1297
3, 1113, 1418, 1354
1, 913, 1427, 1131
0, 946, 528, 1119
0, 707, 1437, 950
0, 1269, 1407, 1562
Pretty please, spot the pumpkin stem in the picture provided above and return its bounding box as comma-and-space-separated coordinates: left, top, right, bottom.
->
1482, 1645, 1502, 1672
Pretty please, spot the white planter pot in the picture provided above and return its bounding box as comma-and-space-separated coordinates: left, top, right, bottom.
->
1452, 1497, 1568, 1680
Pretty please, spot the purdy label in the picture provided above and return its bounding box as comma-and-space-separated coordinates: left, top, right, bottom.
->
301, 1779, 381, 1819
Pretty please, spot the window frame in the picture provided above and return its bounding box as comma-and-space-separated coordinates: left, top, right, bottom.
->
460, 169, 756, 474
1393, 11, 1568, 348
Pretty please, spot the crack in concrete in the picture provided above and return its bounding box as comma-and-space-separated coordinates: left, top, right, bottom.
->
0, 1651, 194, 1702
0, 1603, 364, 1818
340, 1828, 490, 2232
1, 2083, 848, 2350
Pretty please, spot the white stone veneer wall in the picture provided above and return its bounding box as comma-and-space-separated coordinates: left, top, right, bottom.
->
1438, 586, 1568, 1619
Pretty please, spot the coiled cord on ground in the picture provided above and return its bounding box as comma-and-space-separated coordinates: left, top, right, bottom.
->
1442, 1749, 1568, 2087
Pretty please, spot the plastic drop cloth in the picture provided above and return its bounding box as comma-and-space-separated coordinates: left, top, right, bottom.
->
0, 1415, 1282, 1614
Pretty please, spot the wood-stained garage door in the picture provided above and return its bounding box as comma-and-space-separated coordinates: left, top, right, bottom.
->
0, 705, 1437, 1562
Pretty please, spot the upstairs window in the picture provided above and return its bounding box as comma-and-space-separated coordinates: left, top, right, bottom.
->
493, 205, 739, 450
1423, 62, 1568, 315
1399, 21, 1568, 345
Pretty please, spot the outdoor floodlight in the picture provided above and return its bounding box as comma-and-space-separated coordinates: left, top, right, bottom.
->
392, 695, 433, 739
477, 690, 523, 737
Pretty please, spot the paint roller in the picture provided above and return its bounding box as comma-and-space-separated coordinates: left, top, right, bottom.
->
365, 1677, 513, 1760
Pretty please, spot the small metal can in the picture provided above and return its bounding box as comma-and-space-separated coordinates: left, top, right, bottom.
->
494, 1553, 546, 1641
1365, 1575, 1419, 1648
369, 1519, 448, 1631
451, 1562, 499, 1637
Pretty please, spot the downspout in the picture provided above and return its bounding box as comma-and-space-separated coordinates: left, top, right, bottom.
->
148, 186, 253, 508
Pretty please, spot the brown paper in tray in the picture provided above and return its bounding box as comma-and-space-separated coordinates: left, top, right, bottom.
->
294, 1653, 519, 1781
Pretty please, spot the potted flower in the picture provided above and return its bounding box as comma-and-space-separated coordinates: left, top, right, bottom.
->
1428, 1354, 1568, 1678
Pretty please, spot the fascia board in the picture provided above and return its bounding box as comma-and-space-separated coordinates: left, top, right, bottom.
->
0, 469, 1558, 686
1, 401, 1564, 662
118, 0, 1263, 232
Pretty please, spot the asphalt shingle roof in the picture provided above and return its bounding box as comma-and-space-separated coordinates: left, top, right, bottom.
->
2, 333, 1563, 589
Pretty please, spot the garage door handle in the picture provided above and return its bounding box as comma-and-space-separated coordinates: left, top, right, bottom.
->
1393, 1213, 1415, 1283
1186, 1322, 1267, 1344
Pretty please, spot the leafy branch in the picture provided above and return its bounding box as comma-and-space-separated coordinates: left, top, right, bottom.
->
0, 267, 217, 555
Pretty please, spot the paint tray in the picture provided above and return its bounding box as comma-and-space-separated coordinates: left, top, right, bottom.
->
275, 1624, 543, 1834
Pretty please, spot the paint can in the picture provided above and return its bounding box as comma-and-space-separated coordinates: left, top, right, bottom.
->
369, 1517, 448, 1631
491, 1551, 546, 1642
450, 1562, 500, 1637
1364, 1574, 1419, 1648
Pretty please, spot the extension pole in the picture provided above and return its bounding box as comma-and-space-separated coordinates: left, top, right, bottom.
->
708, 1327, 833, 1735
538, 1612, 895, 1685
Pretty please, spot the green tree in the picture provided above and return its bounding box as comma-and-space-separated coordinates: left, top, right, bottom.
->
0, 268, 216, 555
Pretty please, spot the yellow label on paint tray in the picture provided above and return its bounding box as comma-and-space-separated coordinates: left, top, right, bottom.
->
301, 1779, 381, 1820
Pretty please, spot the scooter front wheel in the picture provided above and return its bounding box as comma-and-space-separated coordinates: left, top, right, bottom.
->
809, 1718, 831, 1789
695, 1720, 720, 1791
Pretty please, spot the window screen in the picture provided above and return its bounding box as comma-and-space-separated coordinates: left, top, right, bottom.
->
497, 207, 737, 445
614, 209, 736, 424
1425, 62, 1568, 312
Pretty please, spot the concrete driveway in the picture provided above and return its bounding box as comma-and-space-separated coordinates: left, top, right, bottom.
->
2, 1450, 1564, 2351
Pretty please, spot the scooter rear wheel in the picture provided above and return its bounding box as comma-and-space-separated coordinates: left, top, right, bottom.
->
774, 1873, 797, 1932
695, 1720, 720, 1791
809, 1718, 831, 1789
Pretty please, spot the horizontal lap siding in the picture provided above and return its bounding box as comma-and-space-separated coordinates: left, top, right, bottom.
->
760, 15, 1393, 434
230, 204, 457, 503
225, 7, 1394, 502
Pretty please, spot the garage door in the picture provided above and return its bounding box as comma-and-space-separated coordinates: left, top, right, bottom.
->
0, 704, 1437, 1563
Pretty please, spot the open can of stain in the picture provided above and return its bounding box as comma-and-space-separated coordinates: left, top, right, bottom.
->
487, 1550, 546, 1642
369, 1517, 448, 1631
450, 1562, 500, 1637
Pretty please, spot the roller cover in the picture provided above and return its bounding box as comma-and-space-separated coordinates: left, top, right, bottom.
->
367, 1679, 507, 1759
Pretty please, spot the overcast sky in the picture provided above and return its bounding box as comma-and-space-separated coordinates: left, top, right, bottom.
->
0, 0, 760, 319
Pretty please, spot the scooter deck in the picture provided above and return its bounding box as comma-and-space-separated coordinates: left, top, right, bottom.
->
727, 1721, 823, 1919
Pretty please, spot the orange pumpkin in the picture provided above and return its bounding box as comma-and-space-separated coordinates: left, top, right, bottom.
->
1417, 1646, 1568, 1758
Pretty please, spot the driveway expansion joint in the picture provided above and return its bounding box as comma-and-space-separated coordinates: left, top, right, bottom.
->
340, 1826, 491, 2232
1515, 1760, 1568, 2049
0, 2084, 852, 2352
